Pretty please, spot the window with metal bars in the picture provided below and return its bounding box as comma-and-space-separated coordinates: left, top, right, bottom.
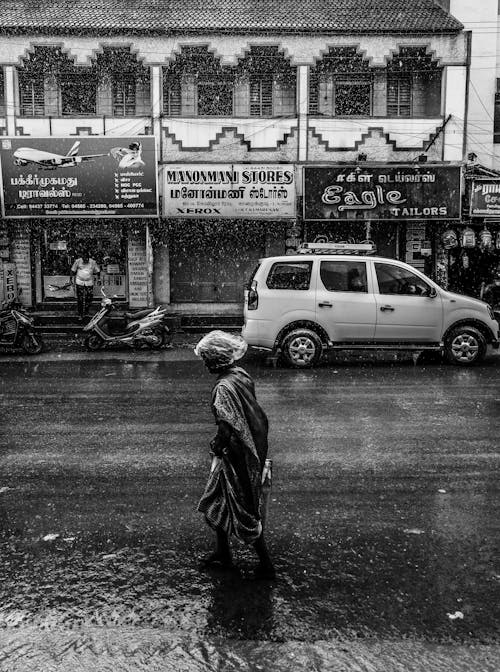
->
249, 75, 273, 116
61, 74, 96, 115
112, 78, 136, 116
197, 81, 233, 116
334, 78, 372, 116
386, 47, 441, 117
387, 76, 411, 117
0, 69, 5, 115
494, 78, 500, 143
19, 76, 45, 116
309, 48, 372, 116
163, 82, 181, 116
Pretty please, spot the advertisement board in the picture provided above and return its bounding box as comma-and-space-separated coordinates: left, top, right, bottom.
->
303, 165, 461, 221
162, 164, 296, 219
470, 180, 500, 217
0, 137, 158, 218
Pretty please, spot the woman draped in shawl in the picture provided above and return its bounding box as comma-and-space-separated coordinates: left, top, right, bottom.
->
195, 330, 275, 579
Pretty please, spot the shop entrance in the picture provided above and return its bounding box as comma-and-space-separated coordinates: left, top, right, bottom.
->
39, 220, 128, 304
169, 221, 267, 303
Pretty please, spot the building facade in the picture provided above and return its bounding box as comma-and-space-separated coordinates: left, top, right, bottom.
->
0, 0, 470, 318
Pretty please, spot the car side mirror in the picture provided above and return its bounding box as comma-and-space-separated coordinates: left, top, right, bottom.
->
428, 287, 437, 298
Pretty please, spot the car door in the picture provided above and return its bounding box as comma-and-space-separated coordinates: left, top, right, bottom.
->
373, 261, 443, 342
315, 258, 377, 341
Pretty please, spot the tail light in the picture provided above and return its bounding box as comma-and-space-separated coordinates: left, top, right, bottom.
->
247, 287, 259, 310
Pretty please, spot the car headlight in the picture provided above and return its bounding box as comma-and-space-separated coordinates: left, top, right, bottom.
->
487, 305, 495, 321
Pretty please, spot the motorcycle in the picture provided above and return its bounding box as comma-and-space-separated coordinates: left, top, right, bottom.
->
82, 289, 170, 351
0, 299, 43, 354
480, 273, 500, 324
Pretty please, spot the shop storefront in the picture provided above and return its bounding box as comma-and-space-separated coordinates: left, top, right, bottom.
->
433, 177, 500, 298
302, 163, 462, 281
0, 136, 158, 309
160, 164, 295, 307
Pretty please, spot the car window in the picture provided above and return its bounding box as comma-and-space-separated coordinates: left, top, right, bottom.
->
245, 262, 261, 289
320, 260, 368, 293
266, 261, 313, 290
375, 262, 431, 296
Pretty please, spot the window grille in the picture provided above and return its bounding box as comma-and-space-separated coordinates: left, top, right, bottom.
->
60, 74, 96, 116
197, 81, 233, 116
19, 77, 45, 116
0, 70, 4, 114
250, 75, 273, 116
309, 47, 372, 117
163, 82, 181, 116
334, 77, 372, 116
112, 77, 136, 116
387, 76, 411, 117
494, 79, 500, 143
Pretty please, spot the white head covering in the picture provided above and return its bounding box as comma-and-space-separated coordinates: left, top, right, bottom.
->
194, 330, 248, 369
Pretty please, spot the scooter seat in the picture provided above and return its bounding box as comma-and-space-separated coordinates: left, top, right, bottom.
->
125, 308, 155, 321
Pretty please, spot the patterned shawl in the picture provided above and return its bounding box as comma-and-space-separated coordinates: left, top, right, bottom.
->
197, 366, 269, 543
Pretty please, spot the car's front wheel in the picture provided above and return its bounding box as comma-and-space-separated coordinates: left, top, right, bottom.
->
280, 329, 323, 368
444, 325, 486, 366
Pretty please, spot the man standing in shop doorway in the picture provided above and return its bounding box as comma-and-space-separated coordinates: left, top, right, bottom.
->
70, 250, 100, 321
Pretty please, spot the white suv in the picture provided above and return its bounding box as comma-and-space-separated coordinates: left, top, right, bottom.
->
242, 245, 499, 367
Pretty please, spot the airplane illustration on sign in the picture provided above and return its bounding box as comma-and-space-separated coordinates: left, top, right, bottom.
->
12, 141, 107, 169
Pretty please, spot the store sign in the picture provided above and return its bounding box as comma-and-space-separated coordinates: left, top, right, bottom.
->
162, 164, 296, 218
303, 165, 461, 221
470, 180, 500, 217
0, 137, 158, 218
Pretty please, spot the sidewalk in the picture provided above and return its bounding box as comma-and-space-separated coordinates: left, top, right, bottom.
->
2, 627, 499, 672
3, 331, 499, 366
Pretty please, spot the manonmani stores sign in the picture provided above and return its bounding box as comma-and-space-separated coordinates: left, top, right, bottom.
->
162, 164, 296, 218
0, 137, 158, 218
303, 165, 462, 221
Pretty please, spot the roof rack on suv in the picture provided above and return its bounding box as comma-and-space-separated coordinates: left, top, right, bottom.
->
297, 242, 375, 255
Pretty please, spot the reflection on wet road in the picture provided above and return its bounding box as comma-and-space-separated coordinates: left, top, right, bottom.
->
1, 354, 500, 669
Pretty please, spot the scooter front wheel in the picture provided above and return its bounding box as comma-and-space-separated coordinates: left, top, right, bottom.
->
148, 328, 165, 349
84, 334, 104, 351
22, 332, 43, 355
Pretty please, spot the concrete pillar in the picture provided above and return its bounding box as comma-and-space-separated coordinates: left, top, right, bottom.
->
297, 65, 309, 162
5, 66, 16, 136
442, 65, 467, 162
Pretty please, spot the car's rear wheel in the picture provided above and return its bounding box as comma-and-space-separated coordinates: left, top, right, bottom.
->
280, 329, 323, 368
444, 325, 486, 366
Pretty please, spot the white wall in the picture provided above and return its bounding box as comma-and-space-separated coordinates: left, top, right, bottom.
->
449, 0, 498, 168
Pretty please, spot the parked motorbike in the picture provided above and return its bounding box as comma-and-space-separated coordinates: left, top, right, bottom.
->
480, 272, 500, 324
82, 290, 170, 351
0, 299, 43, 354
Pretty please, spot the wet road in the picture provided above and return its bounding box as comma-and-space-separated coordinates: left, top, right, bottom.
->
1, 348, 500, 670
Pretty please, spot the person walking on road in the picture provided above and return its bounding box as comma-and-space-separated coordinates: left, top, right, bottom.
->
194, 330, 276, 580
70, 251, 100, 321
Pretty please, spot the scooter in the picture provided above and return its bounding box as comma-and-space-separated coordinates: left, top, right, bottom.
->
0, 299, 43, 354
82, 289, 170, 351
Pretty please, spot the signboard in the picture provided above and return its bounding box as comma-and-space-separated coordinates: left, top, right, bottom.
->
303, 165, 461, 221
470, 180, 500, 217
162, 164, 296, 219
0, 137, 158, 218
